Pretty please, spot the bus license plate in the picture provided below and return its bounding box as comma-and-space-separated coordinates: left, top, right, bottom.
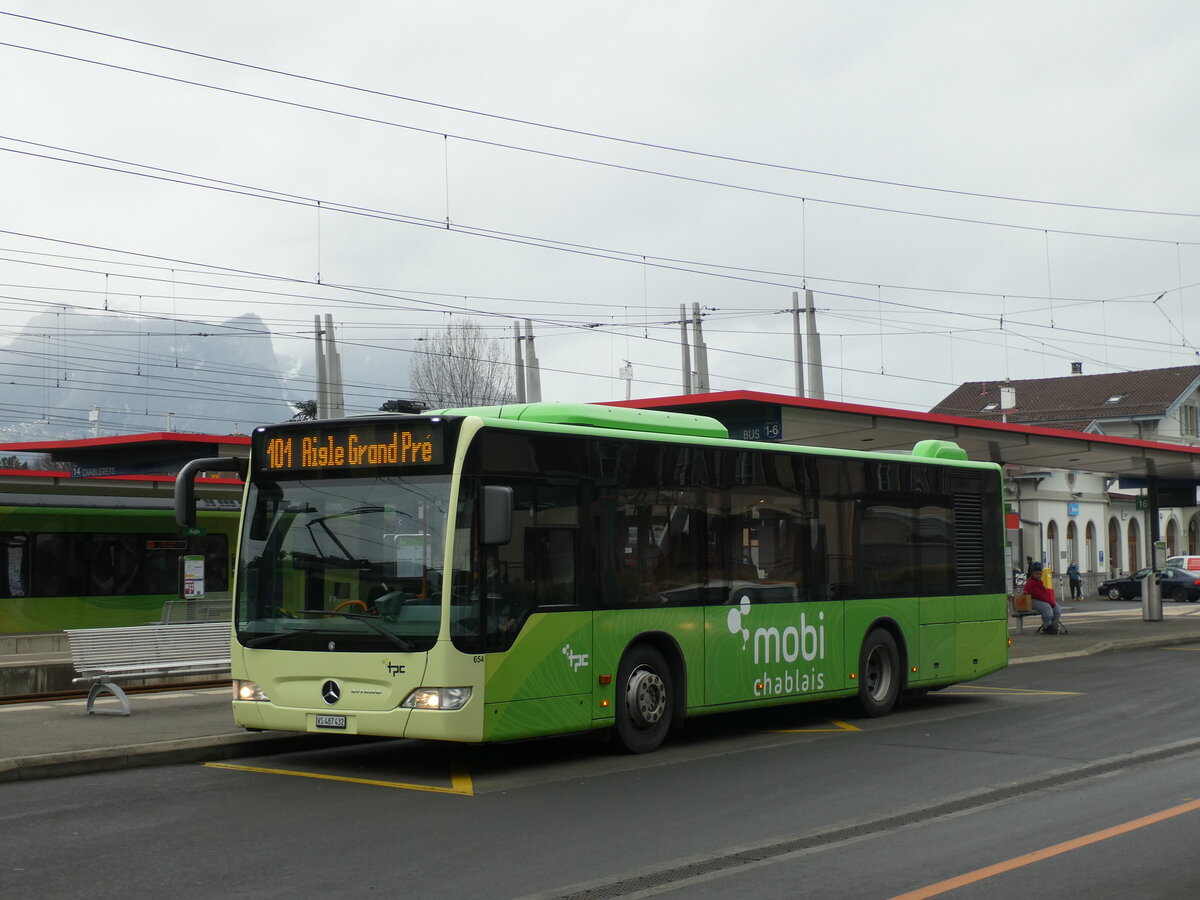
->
315, 715, 347, 729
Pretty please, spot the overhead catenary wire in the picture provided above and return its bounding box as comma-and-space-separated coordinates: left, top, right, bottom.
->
0, 229, 1190, 420
5, 10, 1200, 221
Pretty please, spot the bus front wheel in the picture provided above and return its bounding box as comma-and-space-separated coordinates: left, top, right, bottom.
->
855, 629, 901, 717
615, 645, 672, 753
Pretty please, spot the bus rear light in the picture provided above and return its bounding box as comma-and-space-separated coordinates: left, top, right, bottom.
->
401, 687, 472, 711
233, 680, 269, 702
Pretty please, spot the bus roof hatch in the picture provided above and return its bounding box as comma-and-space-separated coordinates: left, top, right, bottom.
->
911, 439, 968, 461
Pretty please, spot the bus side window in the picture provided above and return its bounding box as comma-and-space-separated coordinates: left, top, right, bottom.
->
483, 481, 581, 646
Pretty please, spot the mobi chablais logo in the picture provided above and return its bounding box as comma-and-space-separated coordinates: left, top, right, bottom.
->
726, 596, 827, 696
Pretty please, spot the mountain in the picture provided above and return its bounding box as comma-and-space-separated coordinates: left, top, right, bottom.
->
0, 310, 295, 440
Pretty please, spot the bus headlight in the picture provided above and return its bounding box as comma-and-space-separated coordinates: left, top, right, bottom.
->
400, 687, 472, 710
233, 680, 270, 702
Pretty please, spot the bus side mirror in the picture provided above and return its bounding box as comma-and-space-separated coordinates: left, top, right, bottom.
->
480, 485, 513, 546
175, 456, 246, 528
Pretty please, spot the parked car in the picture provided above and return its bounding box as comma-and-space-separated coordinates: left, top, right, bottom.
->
1098, 567, 1200, 602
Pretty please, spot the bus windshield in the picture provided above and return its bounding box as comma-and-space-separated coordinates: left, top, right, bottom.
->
237, 474, 456, 652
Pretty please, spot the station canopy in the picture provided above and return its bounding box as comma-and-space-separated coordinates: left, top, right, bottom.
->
0, 432, 250, 478
607, 391, 1200, 497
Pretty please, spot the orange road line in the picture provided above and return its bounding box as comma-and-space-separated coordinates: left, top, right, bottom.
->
889, 798, 1200, 900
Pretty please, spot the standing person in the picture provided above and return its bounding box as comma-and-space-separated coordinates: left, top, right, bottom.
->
1067, 561, 1082, 602
1025, 561, 1062, 634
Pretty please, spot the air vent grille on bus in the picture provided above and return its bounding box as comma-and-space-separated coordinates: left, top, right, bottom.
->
953, 492, 985, 588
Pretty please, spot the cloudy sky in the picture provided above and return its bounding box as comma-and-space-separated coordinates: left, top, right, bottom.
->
2, 1, 1199, 435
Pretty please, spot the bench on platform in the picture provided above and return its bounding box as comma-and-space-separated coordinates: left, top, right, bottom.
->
66, 622, 231, 716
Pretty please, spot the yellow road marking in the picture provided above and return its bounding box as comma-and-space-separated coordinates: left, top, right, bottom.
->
888, 798, 1200, 900
769, 718, 861, 734
203, 760, 474, 795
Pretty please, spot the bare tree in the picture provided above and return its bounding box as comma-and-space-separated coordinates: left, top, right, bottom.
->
409, 319, 515, 407
290, 399, 318, 421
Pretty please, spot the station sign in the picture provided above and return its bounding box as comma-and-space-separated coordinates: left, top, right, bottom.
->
724, 409, 783, 442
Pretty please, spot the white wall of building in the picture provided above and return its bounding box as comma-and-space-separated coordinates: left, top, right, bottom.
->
1007, 467, 1200, 577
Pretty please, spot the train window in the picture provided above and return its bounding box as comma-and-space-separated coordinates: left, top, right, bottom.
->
193, 534, 230, 592
88, 535, 142, 595
0, 534, 29, 598
32, 534, 87, 597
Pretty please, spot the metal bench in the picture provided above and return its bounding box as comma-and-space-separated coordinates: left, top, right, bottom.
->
66, 622, 231, 716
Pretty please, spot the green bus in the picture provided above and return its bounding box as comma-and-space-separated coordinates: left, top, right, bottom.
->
176, 402, 1008, 753
0, 497, 237, 634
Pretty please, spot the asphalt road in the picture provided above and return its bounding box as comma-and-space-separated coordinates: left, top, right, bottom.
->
4, 642, 1200, 899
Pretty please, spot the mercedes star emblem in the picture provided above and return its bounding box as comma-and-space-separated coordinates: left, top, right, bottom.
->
321, 680, 341, 705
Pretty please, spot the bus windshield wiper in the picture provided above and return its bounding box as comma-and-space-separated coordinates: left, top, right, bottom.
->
242, 631, 294, 649
297, 610, 415, 651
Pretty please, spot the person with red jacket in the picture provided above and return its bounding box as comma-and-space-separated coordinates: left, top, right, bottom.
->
1025, 561, 1062, 634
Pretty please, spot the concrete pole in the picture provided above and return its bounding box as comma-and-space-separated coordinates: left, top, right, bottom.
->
804, 289, 825, 400
324, 314, 344, 417
523, 319, 542, 402
692, 302, 709, 393
314, 315, 328, 418
792, 291, 805, 398
1144, 477, 1163, 621
513, 321, 526, 403
679, 304, 692, 394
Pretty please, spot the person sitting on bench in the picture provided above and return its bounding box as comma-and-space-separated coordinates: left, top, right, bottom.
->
1025, 561, 1062, 634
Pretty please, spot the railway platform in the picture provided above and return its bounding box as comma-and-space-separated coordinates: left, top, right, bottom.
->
3, 600, 1200, 784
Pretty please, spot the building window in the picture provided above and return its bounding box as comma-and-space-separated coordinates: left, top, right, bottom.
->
1181, 404, 1199, 437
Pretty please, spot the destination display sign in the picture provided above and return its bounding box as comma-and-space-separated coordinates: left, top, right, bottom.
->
256, 422, 445, 473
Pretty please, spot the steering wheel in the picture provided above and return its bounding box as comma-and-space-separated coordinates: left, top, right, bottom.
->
333, 599, 369, 614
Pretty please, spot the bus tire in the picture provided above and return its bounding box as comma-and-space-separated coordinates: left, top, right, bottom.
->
615, 644, 672, 753
855, 629, 900, 718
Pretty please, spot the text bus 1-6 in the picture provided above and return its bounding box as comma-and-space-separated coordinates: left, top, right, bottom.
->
175, 402, 1008, 753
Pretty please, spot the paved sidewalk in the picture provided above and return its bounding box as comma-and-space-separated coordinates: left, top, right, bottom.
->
0, 687, 333, 783
4, 601, 1200, 784
1007, 599, 1200, 662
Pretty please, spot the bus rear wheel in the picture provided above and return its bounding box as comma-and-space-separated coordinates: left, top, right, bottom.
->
615, 645, 672, 753
855, 629, 901, 717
